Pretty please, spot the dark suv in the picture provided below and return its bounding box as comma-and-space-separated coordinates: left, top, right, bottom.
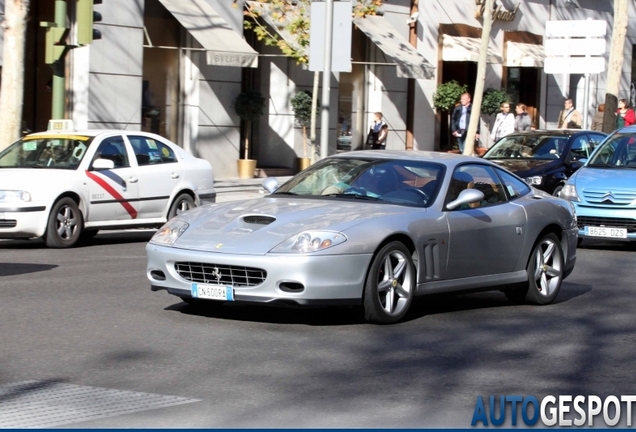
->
483, 130, 607, 196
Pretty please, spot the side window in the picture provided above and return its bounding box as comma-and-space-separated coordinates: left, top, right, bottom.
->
446, 164, 506, 209
495, 168, 531, 200
93, 136, 129, 168
588, 134, 605, 153
567, 135, 591, 161
129, 136, 176, 166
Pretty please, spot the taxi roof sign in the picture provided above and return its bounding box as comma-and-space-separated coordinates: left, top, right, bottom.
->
47, 119, 75, 131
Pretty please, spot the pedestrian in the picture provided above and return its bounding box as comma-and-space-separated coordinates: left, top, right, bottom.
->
514, 103, 532, 132
557, 98, 582, 129
451, 92, 480, 153
616, 99, 635, 129
591, 104, 605, 131
367, 112, 388, 149
491, 102, 515, 143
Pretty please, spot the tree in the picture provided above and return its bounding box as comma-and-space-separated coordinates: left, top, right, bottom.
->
464, 0, 493, 155
290, 91, 316, 158
0, 0, 30, 151
234, 90, 266, 160
603, 0, 628, 133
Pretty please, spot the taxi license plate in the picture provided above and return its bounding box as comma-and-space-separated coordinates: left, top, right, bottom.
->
191, 283, 234, 301
585, 226, 628, 239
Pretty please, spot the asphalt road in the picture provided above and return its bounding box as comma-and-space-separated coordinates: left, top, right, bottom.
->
1, 231, 636, 428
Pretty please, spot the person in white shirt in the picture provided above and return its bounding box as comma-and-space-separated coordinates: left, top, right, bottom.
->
491, 102, 515, 144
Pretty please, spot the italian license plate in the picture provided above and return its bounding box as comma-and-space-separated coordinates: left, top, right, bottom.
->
191, 283, 234, 301
585, 226, 628, 239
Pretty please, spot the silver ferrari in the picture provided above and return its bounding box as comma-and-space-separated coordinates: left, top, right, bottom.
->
146, 151, 578, 324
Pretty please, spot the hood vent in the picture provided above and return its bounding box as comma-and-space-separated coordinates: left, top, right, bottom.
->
243, 215, 276, 225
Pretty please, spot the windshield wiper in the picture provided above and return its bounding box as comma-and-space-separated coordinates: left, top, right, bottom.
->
324, 193, 381, 201
588, 163, 614, 168
272, 191, 298, 196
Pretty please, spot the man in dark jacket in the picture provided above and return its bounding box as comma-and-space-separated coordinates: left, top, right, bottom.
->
451, 92, 480, 153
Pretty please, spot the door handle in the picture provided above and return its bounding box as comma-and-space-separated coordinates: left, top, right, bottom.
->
128, 176, 138, 183
171, 172, 180, 179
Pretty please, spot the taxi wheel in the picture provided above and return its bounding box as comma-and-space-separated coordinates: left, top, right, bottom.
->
168, 193, 195, 219
45, 197, 83, 248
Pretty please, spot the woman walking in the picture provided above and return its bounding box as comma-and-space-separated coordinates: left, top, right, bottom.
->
491, 102, 515, 143
616, 99, 635, 129
514, 103, 532, 132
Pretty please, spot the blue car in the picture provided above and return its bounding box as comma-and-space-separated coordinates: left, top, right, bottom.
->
561, 125, 636, 243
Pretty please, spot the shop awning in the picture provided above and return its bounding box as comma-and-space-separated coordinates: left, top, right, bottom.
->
158, 0, 258, 68
353, 16, 435, 79
505, 41, 545, 67
441, 35, 502, 64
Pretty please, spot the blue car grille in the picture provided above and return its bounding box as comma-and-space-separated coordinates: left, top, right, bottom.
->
582, 189, 636, 205
174, 262, 266, 287
578, 216, 636, 233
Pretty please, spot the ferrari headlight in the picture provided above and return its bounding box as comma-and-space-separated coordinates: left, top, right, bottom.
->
0, 190, 31, 202
271, 230, 347, 253
560, 184, 580, 202
524, 176, 543, 186
150, 219, 189, 246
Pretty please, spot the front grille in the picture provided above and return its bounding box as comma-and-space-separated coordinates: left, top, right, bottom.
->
175, 262, 266, 287
582, 189, 636, 205
243, 215, 275, 225
0, 220, 17, 228
578, 216, 636, 233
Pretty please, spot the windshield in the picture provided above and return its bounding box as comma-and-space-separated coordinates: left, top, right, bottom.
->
0, 135, 92, 170
588, 133, 636, 168
486, 134, 568, 160
273, 157, 445, 207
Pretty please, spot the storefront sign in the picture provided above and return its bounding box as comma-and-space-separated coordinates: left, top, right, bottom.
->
475, 0, 520, 21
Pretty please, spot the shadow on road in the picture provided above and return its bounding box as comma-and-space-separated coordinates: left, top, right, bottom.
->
0, 231, 155, 250
0, 262, 58, 277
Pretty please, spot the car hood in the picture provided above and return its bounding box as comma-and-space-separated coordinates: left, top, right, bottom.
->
572, 167, 636, 191
0, 169, 80, 201
487, 159, 560, 176
171, 196, 419, 254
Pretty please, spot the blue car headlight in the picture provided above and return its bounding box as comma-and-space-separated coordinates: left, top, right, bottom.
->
560, 184, 580, 202
0, 190, 31, 202
150, 219, 189, 246
271, 230, 347, 253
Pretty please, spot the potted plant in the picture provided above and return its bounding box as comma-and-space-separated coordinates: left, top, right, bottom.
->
433, 80, 467, 152
234, 90, 266, 178
290, 91, 315, 171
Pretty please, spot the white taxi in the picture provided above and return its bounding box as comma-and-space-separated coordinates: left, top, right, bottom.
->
0, 121, 215, 248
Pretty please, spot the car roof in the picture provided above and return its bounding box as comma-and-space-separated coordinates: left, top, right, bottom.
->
25, 129, 166, 139
505, 129, 605, 137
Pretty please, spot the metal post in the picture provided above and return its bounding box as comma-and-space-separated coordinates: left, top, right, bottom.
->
52, 0, 67, 120
319, 0, 334, 160
583, 73, 590, 129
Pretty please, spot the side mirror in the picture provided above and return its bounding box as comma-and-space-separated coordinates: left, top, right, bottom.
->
262, 177, 279, 194
446, 188, 485, 210
92, 158, 115, 170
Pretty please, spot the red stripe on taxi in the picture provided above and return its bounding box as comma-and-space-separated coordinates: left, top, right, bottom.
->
86, 171, 138, 219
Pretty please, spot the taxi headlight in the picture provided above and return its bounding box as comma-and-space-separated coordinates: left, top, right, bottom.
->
150, 219, 189, 246
271, 230, 347, 253
524, 176, 543, 186
0, 190, 31, 202
560, 184, 580, 202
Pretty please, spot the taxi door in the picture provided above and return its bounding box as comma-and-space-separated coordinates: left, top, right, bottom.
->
85, 136, 140, 222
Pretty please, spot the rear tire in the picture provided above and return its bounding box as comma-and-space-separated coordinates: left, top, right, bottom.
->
45, 197, 83, 248
168, 193, 195, 220
363, 241, 415, 324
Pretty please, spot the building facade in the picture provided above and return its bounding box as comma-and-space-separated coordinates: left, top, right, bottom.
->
3, 0, 636, 178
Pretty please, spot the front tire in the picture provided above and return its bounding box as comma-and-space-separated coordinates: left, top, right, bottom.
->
552, 185, 564, 197
168, 193, 195, 220
45, 197, 83, 248
363, 241, 415, 324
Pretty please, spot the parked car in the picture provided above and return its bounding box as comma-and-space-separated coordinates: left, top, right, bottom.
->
483, 130, 606, 196
0, 121, 215, 248
147, 150, 577, 324
561, 125, 636, 243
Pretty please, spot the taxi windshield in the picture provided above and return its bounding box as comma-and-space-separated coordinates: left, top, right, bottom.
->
0, 136, 92, 170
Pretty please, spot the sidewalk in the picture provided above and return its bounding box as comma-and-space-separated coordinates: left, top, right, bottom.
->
213, 176, 292, 203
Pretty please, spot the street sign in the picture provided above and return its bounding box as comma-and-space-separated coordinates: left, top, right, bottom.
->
545, 20, 606, 38
544, 38, 606, 57
544, 57, 605, 74
309, 1, 352, 72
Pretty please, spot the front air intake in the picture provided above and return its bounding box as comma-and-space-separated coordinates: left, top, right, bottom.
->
243, 215, 276, 225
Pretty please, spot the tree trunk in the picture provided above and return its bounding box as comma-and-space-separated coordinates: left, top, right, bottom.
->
244, 120, 251, 159
464, 0, 493, 156
603, 0, 628, 133
0, 0, 30, 151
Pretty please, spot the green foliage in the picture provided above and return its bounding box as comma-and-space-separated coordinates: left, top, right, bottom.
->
234, 90, 266, 121
481, 88, 510, 116
433, 81, 467, 113
290, 91, 313, 127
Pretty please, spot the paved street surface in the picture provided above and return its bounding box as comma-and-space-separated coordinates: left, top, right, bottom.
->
1, 212, 636, 427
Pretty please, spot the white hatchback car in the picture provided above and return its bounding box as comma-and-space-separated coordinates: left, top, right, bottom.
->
0, 123, 215, 248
